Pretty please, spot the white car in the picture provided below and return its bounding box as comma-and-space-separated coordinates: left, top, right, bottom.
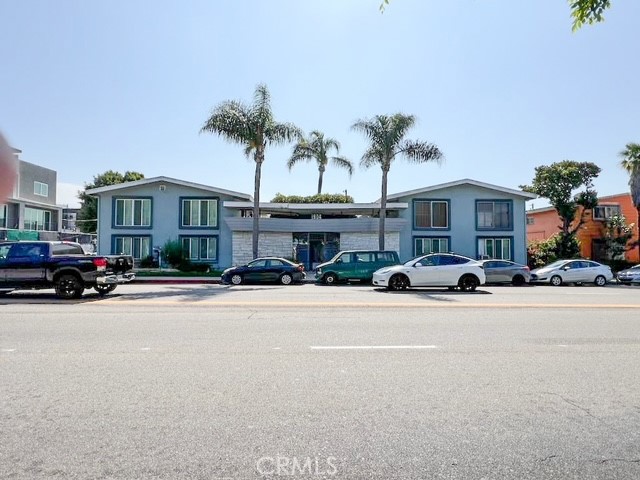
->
617, 264, 640, 284
530, 259, 613, 286
372, 253, 486, 292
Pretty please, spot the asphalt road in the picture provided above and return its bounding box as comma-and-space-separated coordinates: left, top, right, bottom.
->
1, 284, 640, 479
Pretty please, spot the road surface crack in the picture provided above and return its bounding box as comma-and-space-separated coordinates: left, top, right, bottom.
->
539, 455, 558, 462
541, 392, 597, 418
597, 458, 640, 464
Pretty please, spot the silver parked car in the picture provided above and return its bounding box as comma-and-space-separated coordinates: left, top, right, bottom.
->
481, 260, 531, 285
617, 264, 640, 284
530, 259, 613, 286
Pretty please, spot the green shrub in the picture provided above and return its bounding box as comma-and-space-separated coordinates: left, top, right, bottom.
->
603, 258, 636, 274
527, 233, 580, 269
177, 261, 210, 273
271, 192, 354, 203
139, 255, 157, 268
163, 239, 185, 268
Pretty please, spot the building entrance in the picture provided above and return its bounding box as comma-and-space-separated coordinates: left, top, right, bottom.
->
293, 232, 340, 271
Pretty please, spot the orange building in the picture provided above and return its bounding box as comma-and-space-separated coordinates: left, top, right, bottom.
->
526, 193, 639, 263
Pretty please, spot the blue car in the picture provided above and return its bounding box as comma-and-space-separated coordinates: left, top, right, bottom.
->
221, 257, 306, 286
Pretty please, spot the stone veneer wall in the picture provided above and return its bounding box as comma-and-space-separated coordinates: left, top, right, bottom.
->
232, 232, 293, 265
339, 232, 400, 253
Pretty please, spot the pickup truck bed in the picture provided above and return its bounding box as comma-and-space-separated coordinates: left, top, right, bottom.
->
0, 241, 135, 299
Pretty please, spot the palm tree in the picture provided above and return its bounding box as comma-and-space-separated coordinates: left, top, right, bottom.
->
619, 142, 640, 259
201, 84, 301, 259
287, 131, 353, 194
352, 113, 443, 250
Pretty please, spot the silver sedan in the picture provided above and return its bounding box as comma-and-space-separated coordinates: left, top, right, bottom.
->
481, 260, 531, 286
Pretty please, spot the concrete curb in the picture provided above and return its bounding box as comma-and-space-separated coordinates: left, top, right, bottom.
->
132, 277, 319, 285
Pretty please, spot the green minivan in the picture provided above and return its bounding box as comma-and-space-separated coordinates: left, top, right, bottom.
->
314, 250, 400, 284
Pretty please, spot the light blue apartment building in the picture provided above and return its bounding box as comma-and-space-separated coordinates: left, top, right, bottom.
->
87, 177, 535, 268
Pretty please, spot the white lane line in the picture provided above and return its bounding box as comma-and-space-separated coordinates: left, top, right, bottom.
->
140, 347, 151, 351
1, 348, 16, 352
556, 345, 569, 347
310, 345, 438, 350
272, 347, 282, 350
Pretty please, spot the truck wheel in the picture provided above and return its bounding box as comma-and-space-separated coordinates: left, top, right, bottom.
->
55, 274, 84, 299
95, 284, 117, 296
323, 273, 338, 285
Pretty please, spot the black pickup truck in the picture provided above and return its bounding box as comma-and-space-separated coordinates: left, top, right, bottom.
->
0, 241, 135, 299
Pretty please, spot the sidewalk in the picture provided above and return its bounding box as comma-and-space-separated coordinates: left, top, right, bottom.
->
132, 276, 221, 284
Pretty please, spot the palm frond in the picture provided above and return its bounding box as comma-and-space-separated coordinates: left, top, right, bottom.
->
243, 144, 255, 159
266, 122, 303, 146
360, 146, 384, 169
619, 143, 640, 173
287, 143, 315, 170
251, 83, 273, 127
398, 140, 444, 165
200, 100, 251, 144
331, 156, 354, 176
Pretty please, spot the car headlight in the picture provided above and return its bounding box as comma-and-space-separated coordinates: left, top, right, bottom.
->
316, 268, 322, 275
376, 268, 392, 275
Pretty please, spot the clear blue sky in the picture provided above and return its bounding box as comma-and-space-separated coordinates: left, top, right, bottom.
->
1, 0, 638, 208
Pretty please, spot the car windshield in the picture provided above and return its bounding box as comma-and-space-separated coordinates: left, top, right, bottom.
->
403, 255, 427, 266
542, 260, 568, 269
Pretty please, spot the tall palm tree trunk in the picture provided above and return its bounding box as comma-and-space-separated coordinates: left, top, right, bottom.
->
317, 166, 325, 195
379, 166, 389, 250
252, 149, 264, 259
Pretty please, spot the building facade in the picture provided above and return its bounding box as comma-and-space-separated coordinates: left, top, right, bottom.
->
526, 193, 640, 263
88, 177, 535, 268
0, 147, 62, 241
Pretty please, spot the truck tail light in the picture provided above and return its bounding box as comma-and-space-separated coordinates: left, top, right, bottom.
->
93, 258, 107, 271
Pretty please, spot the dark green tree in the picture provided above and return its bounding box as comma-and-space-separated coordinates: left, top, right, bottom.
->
521, 160, 601, 258
77, 170, 144, 233
201, 84, 301, 259
287, 131, 353, 195
352, 113, 443, 250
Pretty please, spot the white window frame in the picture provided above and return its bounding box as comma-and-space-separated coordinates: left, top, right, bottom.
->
593, 205, 621, 221
113, 236, 151, 259
181, 199, 218, 227
414, 200, 449, 229
114, 198, 151, 227
34, 181, 49, 197
414, 237, 449, 256
24, 207, 52, 231
181, 236, 217, 261
0, 204, 6, 228
478, 237, 512, 260
477, 201, 512, 230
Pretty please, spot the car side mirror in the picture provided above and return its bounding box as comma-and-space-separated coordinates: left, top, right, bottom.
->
335, 259, 342, 264
414, 262, 423, 267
